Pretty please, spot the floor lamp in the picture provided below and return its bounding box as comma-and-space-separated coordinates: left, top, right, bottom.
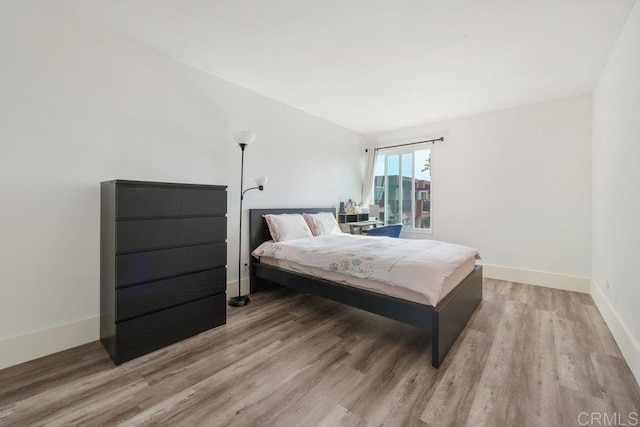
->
229, 130, 267, 307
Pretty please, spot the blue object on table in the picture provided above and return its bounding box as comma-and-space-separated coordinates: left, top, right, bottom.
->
366, 224, 402, 238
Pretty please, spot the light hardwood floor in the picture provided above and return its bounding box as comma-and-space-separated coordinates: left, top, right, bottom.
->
1, 279, 639, 426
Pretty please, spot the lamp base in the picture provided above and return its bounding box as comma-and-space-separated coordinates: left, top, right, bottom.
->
228, 295, 251, 307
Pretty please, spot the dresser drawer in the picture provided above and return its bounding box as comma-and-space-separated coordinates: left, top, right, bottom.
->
114, 293, 226, 364
117, 217, 226, 253
117, 185, 180, 219
180, 188, 226, 216
116, 243, 226, 287
116, 268, 226, 321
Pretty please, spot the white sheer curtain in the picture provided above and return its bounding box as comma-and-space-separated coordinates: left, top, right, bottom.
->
361, 147, 378, 206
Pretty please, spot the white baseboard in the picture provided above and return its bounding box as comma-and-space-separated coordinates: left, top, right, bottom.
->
0, 280, 248, 371
0, 315, 99, 370
3, 272, 635, 390
227, 277, 250, 298
590, 279, 640, 386
480, 263, 591, 293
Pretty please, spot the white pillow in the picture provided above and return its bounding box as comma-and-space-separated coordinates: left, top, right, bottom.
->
303, 212, 342, 236
263, 214, 314, 242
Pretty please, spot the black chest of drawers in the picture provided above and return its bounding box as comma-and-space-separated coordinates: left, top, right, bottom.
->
100, 180, 227, 364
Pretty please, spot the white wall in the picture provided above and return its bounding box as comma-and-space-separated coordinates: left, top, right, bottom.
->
592, 0, 640, 382
372, 95, 592, 287
0, 2, 363, 367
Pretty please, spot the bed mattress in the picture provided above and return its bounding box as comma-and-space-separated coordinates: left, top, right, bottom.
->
253, 234, 479, 306
259, 256, 476, 306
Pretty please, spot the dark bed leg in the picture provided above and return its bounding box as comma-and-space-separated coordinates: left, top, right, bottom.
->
431, 266, 483, 368
250, 263, 282, 293
431, 313, 441, 368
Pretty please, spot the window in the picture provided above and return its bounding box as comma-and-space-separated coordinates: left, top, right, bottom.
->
373, 145, 432, 231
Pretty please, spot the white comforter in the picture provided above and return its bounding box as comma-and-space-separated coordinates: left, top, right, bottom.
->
252, 234, 478, 305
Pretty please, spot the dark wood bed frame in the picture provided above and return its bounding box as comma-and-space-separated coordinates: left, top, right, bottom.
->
249, 208, 483, 368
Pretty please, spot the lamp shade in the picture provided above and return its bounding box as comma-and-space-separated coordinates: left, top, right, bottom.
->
233, 130, 256, 146
255, 176, 268, 187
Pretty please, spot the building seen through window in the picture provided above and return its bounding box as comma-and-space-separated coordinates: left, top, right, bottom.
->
373, 147, 431, 230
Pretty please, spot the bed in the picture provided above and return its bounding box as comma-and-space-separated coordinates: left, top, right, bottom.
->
249, 208, 483, 368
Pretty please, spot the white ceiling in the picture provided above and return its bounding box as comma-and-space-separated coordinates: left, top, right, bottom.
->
45, 0, 636, 134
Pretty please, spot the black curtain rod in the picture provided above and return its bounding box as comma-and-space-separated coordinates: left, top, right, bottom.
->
366, 137, 444, 152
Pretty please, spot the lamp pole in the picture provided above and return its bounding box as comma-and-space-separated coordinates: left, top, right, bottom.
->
229, 132, 266, 308
230, 143, 250, 307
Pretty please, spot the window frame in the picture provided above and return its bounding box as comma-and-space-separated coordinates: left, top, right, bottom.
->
373, 142, 433, 235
